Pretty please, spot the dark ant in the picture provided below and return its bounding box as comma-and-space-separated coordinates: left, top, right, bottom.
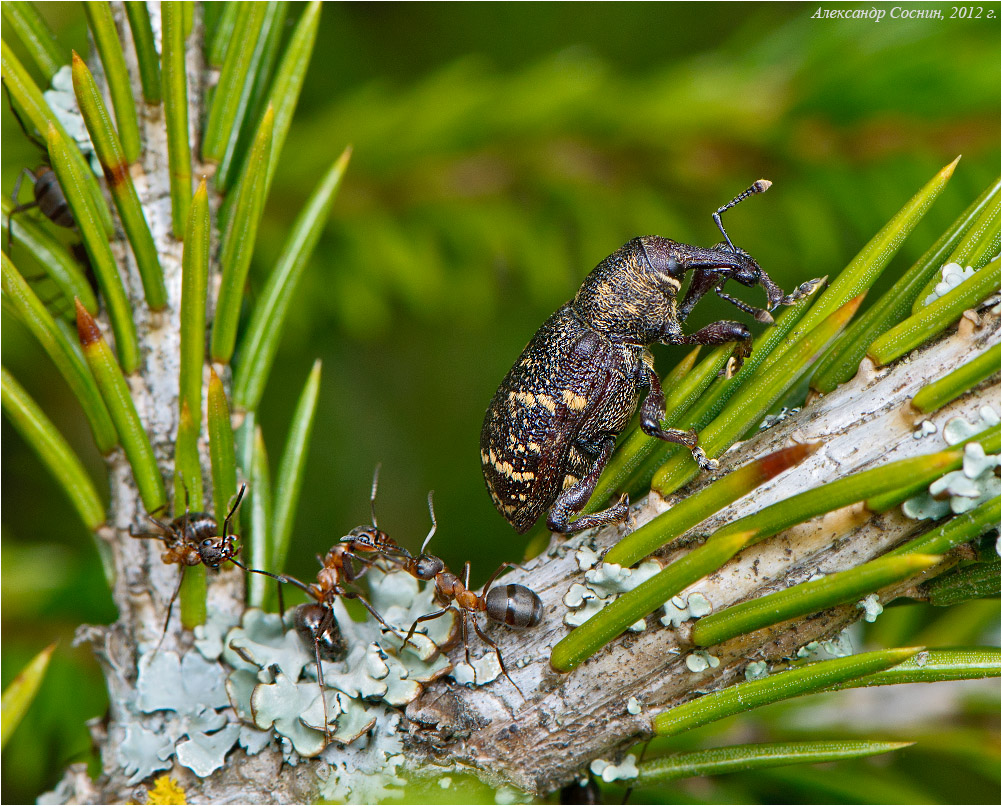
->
131, 485, 249, 653
2, 80, 75, 255
342, 482, 544, 698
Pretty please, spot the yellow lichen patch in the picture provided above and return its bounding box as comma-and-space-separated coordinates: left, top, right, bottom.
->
562, 474, 579, 490
145, 776, 187, 805
527, 442, 542, 453
561, 389, 588, 412
515, 391, 536, 407
536, 394, 556, 414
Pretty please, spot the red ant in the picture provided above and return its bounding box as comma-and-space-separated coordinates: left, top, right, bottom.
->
241, 475, 407, 743
131, 485, 249, 652
342, 482, 543, 698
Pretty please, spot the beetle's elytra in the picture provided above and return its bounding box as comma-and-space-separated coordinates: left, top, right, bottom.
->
481, 180, 824, 534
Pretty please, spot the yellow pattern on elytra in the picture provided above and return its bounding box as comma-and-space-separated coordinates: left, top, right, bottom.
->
561, 389, 588, 412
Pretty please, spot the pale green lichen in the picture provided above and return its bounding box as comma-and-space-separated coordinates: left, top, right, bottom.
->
923, 262, 976, 305
857, 594, 884, 623
661, 591, 713, 628
563, 560, 661, 631
685, 650, 720, 673
130, 650, 240, 780
43, 65, 101, 173
903, 441, 1001, 519
590, 754, 639, 782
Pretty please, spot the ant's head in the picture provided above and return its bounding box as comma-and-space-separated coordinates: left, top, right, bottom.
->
197, 534, 238, 567
413, 554, 444, 581
343, 524, 399, 553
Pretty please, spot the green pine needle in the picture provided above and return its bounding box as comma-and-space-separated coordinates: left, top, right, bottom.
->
82, 2, 141, 163
653, 647, 922, 736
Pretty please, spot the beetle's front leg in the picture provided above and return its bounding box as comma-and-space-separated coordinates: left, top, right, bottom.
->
638, 365, 716, 471
546, 437, 628, 534
675, 320, 754, 371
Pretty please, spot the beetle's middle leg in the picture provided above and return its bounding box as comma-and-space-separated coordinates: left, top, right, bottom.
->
639, 365, 716, 471
546, 436, 627, 534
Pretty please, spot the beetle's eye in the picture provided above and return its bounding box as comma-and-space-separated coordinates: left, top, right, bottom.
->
202, 539, 214, 548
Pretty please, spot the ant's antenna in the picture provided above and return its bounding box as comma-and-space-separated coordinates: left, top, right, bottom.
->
420, 491, 437, 554
223, 484, 247, 538
712, 179, 771, 252
369, 464, 381, 527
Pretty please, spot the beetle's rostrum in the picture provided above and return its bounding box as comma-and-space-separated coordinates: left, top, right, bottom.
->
481, 180, 824, 534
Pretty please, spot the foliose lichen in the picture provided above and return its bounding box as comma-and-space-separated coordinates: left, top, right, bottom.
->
590, 754, 639, 782
923, 262, 975, 306
116, 564, 459, 801
661, 591, 712, 628
563, 559, 661, 631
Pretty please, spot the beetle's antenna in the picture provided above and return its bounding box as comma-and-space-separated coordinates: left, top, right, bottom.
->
713, 179, 771, 252
420, 491, 437, 554
369, 463, 381, 528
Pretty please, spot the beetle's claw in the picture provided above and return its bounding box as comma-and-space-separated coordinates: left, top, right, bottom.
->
779, 276, 827, 306
691, 446, 718, 472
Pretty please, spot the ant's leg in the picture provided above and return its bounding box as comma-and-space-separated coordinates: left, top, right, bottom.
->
461, 612, 472, 679
153, 569, 186, 656
231, 560, 289, 615
479, 562, 523, 596
471, 616, 524, 700
6, 169, 38, 254
620, 738, 653, 805
342, 590, 403, 640
131, 512, 174, 539
313, 607, 343, 744
311, 631, 331, 745
404, 608, 450, 648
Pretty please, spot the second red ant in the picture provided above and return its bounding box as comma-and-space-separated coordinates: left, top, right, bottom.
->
342, 469, 544, 698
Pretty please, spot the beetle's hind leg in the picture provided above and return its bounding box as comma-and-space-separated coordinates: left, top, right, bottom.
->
546, 437, 628, 534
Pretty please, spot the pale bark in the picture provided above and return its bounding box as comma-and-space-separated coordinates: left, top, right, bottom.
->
47, 5, 999, 802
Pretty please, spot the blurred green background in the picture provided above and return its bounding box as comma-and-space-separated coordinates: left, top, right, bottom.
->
2, 2, 998, 802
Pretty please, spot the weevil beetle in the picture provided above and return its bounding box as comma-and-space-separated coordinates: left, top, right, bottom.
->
481, 180, 824, 534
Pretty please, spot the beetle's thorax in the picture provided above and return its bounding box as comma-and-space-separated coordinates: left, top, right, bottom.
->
572, 236, 684, 343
